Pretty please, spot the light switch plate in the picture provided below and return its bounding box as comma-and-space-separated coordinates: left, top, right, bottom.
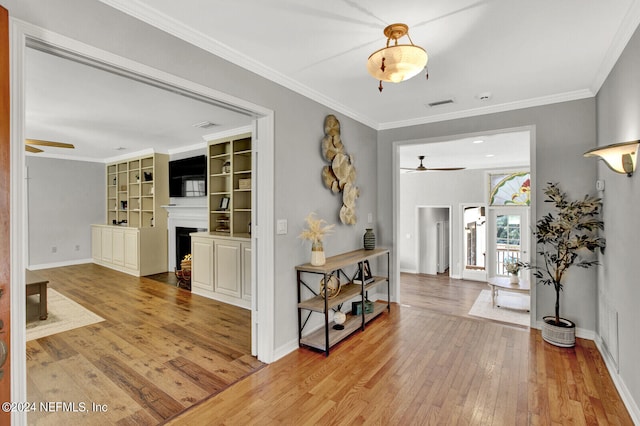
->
276, 219, 288, 235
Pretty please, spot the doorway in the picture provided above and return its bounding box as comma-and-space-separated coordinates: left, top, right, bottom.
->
487, 207, 530, 278
394, 127, 534, 311
10, 20, 276, 411
416, 206, 451, 276
461, 204, 487, 281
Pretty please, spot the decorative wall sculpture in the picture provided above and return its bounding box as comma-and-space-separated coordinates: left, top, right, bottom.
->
320, 115, 359, 225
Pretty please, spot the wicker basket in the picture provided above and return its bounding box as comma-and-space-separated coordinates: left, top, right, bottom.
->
541, 316, 575, 347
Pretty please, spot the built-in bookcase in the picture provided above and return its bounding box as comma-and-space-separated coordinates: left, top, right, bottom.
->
207, 133, 252, 237
106, 153, 168, 229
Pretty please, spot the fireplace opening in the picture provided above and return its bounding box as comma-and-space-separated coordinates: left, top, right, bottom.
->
175, 226, 205, 269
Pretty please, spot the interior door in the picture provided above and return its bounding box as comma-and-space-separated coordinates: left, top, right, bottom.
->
0, 5, 12, 422
461, 205, 487, 281
488, 207, 530, 278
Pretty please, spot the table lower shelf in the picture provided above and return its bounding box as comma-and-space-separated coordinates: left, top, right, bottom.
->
299, 301, 387, 351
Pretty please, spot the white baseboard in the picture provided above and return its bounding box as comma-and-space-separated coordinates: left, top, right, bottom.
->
595, 336, 640, 424
400, 268, 417, 274
28, 258, 92, 270
272, 339, 299, 362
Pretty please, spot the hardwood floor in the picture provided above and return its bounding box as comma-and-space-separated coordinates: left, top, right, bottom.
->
24, 267, 633, 424
26, 263, 262, 425
169, 272, 633, 425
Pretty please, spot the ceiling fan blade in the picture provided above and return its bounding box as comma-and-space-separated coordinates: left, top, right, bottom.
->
25, 139, 75, 149
428, 167, 466, 171
25, 145, 43, 153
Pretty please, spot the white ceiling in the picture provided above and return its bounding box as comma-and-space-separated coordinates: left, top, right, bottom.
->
399, 131, 530, 171
25, 0, 640, 165
26, 48, 253, 162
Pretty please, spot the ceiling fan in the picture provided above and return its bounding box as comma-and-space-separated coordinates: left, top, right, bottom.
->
401, 155, 465, 172
25, 139, 75, 154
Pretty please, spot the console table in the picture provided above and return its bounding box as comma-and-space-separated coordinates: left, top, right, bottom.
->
296, 248, 390, 356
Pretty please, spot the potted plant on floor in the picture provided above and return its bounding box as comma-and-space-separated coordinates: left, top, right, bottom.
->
527, 182, 605, 347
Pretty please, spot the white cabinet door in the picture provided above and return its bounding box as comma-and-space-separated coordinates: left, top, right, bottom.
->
112, 228, 125, 266
192, 237, 214, 292
214, 240, 241, 298
101, 227, 113, 262
91, 226, 102, 260
124, 229, 139, 271
241, 242, 252, 301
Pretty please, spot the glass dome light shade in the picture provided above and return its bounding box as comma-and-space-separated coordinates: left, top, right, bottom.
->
367, 44, 428, 83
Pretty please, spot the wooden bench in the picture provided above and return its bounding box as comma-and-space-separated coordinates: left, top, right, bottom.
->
26, 269, 48, 320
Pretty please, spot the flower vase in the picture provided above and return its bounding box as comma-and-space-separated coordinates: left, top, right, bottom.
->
510, 273, 519, 284
311, 241, 326, 266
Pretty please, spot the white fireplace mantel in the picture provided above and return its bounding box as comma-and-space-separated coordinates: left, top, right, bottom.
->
163, 204, 208, 271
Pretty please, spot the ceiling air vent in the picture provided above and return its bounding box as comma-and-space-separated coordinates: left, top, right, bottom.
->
192, 120, 217, 129
427, 99, 455, 107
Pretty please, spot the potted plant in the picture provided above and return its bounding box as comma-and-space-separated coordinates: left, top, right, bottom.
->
505, 258, 523, 284
526, 182, 605, 347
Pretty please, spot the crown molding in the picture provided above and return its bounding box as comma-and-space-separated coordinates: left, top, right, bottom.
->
98, 0, 379, 129
590, 0, 640, 94
378, 89, 595, 130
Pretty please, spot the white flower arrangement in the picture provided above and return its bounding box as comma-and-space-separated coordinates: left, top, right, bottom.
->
505, 258, 522, 274
299, 212, 335, 244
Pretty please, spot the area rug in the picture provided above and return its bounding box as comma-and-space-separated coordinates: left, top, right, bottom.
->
26, 289, 105, 341
468, 289, 530, 327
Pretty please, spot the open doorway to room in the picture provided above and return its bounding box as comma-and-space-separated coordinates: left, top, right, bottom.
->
396, 128, 532, 327
416, 206, 451, 276
11, 22, 275, 421
461, 204, 487, 281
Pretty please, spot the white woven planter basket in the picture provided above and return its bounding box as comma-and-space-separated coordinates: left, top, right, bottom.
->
541, 316, 576, 347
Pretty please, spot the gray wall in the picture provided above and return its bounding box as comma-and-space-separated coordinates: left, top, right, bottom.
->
26, 156, 104, 267
595, 22, 640, 416
4, 0, 378, 352
400, 169, 486, 275
378, 99, 598, 332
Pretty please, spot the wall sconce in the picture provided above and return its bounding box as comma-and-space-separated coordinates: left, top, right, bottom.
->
584, 140, 640, 177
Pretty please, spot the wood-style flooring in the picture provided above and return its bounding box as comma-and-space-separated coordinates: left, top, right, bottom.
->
26, 263, 262, 425
26, 267, 633, 425
170, 272, 633, 425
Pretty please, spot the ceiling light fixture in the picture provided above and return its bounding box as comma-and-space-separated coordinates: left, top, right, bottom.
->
473, 140, 484, 144
367, 23, 428, 92
584, 140, 639, 177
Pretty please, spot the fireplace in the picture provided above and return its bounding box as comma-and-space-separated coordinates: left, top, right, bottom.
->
163, 204, 208, 272
175, 227, 199, 269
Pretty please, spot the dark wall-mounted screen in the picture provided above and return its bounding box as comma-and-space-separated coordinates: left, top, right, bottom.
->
169, 155, 207, 197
